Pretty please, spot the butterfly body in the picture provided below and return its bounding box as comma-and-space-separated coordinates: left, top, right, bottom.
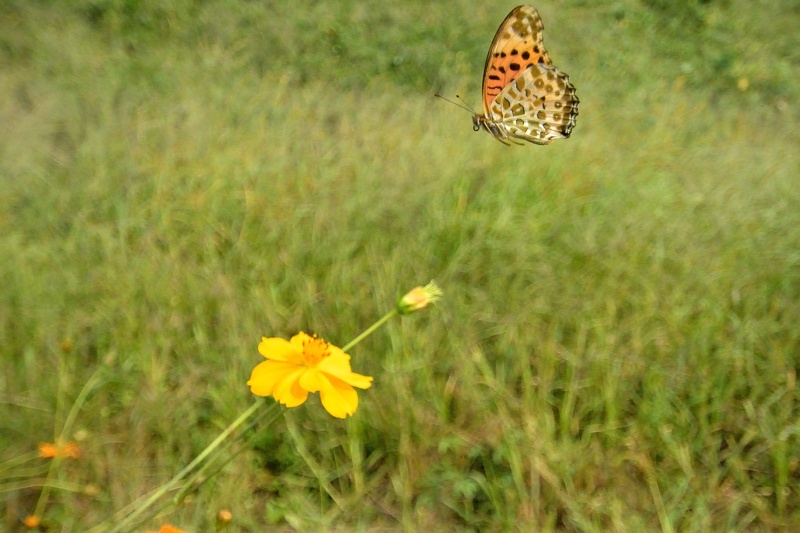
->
472, 6, 579, 145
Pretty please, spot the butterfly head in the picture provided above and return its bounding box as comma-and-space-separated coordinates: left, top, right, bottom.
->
472, 114, 518, 146
471, 115, 483, 132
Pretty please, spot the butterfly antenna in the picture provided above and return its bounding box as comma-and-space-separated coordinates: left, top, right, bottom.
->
435, 93, 477, 115
455, 94, 479, 115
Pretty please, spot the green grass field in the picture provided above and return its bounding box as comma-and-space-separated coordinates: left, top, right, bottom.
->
2, 0, 799, 531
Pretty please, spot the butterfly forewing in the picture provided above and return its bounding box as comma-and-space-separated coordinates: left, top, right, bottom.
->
481, 6, 552, 114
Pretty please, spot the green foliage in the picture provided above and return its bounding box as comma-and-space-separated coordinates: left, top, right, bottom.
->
1, 0, 799, 530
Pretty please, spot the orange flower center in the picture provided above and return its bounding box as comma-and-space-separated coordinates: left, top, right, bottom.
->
302, 335, 331, 366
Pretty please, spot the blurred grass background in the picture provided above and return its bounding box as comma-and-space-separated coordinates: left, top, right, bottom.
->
1, 0, 799, 530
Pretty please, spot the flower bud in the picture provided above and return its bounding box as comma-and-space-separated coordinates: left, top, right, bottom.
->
397, 281, 442, 315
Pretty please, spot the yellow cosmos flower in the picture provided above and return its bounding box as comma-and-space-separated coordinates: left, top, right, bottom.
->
247, 332, 373, 418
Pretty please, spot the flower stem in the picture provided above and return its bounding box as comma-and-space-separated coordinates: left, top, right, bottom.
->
98, 399, 270, 533
341, 309, 398, 352
34, 366, 104, 520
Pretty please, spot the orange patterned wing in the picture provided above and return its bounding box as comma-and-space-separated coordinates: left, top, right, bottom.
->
484, 62, 579, 145
481, 6, 553, 114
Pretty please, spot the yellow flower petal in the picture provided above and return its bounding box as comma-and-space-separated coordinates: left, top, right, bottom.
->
272, 368, 309, 407
258, 337, 301, 363
320, 377, 360, 418
325, 344, 351, 361
289, 331, 313, 347
318, 353, 373, 389
342, 372, 373, 389
299, 367, 325, 393
247, 360, 298, 396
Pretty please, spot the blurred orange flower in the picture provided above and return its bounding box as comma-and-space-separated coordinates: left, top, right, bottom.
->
38, 441, 81, 459
145, 525, 186, 533
61, 442, 81, 459
23, 515, 41, 528
217, 509, 232, 523
38, 442, 58, 458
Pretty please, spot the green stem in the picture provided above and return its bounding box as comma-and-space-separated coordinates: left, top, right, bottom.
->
0, 478, 91, 493
98, 399, 268, 533
341, 309, 397, 352
169, 404, 283, 507
33, 366, 104, 520
0, 452, 41, 474
91, 304, 403, 531
121, 404, 283, 533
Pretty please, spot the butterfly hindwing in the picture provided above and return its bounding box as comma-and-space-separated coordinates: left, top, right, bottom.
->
488, 63, 579, 145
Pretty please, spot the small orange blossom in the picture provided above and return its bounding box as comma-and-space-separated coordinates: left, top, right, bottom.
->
23, 515, 41, 528
38, 441, 81, 459
145, 525, 186, 533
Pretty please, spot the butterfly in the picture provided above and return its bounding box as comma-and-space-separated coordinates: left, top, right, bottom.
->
470, 5, 579, 146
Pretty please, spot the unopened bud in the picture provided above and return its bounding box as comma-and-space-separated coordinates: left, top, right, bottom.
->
397, 281, 442, 315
